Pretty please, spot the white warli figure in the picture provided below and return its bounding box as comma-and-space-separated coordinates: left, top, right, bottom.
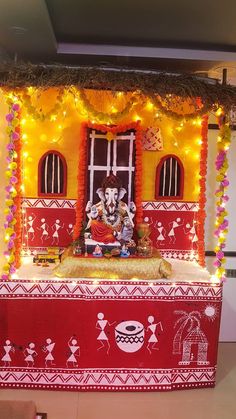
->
168, 218, 184, 244
24, 342, 37, 367
42, 338, 55, 367
67, 223, 74, 236
1, 339, 15, 367
66, 336, 80, 368
155, 221, 166, 246
184, 221, 198, 243
38, 218, 50, 243
27, 214, 36, 241
52, 219, 64, 245
96, 312, 115, 354
146, 315, 163, 354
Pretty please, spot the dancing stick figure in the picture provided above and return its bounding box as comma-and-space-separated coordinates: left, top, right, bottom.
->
168, 218, 184, 244
24, 343, 37, 367
42, 338, 55, 367
52, 219, 64, 245
67, 223, 74, 236
146, 316, 163, 354
155, 221, 166, 246
184, 221, 198, 243
1, 339, 15, 367
96, 313, 115, 354
27, 214, 36, 241
66, 336, 80, 368
37, 218, 50, 243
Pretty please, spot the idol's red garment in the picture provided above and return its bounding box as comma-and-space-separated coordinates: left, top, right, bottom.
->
90, 220, 116, 243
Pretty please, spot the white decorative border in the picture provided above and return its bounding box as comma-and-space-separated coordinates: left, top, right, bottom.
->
0, 280, 222, 301
160, 250, 198, 261
22, 198, 76, 209
142, 201, 199, 212
0, 367, 216, 391
22, 198, 198, 212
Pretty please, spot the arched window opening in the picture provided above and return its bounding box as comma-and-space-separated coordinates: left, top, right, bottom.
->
38, 151, 67, 196
155, 155, 184, 200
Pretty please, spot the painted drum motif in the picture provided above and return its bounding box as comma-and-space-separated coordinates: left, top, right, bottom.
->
115, 320, 145, 353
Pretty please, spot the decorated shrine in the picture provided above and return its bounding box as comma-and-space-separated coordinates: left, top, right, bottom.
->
0, 64, 234, 391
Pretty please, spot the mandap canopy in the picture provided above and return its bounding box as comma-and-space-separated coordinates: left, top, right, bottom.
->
0, 63, 234, 283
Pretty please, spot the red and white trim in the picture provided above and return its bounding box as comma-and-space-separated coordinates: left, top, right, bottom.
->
0, 367, 216, 391
0, 280, 222, 301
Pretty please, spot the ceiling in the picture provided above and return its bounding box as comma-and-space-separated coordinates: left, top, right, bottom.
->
1, 0, 236, 82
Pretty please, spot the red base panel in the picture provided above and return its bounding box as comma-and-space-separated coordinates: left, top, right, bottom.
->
0, 279, 222, 391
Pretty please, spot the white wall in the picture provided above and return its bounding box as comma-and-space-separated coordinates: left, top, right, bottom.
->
205, 128, 236, 341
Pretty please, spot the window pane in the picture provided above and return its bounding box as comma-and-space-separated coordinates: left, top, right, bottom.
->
93, 137, 108, 166
116, 140, 131, 167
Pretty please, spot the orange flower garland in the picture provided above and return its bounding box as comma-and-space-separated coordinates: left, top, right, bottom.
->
73, 121, 143, 240
73, 122, 88, 241
197, 115, 208, 267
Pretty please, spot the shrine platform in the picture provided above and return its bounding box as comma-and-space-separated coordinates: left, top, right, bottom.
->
0, 259, 222, 392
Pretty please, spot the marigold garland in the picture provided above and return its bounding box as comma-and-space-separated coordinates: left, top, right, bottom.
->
76, 89, 138, 124
213, 115, 231, 282
151, 94, 212, 121
20, 87, 65, 121
73, 122, 88, 241
197, 115, 208, 267
73, 121, 142, 240
2, 102, 22, 279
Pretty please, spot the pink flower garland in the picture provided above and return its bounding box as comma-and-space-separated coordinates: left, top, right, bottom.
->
2, 102, 21, 280
213, 115, 231, 282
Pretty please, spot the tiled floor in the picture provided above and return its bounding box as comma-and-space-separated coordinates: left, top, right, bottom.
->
0, 343, 235, 419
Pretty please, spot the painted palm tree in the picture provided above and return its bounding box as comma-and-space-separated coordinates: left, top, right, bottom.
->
173, 310, 201, 355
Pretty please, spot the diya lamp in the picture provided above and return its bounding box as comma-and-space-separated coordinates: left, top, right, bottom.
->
136, 222, 153, 257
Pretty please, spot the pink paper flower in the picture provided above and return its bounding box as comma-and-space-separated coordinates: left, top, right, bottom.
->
12, 103, 20, 112
12, 132, 20, 141
6, 113, 14, 122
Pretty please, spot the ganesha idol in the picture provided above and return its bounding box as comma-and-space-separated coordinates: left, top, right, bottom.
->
85, 174, 136, 252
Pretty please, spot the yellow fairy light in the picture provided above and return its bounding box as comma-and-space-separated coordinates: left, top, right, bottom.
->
196, 118, 202, 126
216, 107, 223, 117
133, 115, 141, 122
116, 92, 123, 97
22, 133, 28, 140
196, 137, 202, 145
21, 119, 26, 126
50, 115, 57, 121
146, 101, 154, 111
23, 151, 29, 158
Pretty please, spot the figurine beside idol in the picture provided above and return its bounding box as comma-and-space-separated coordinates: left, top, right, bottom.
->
136, 222, 153, 257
